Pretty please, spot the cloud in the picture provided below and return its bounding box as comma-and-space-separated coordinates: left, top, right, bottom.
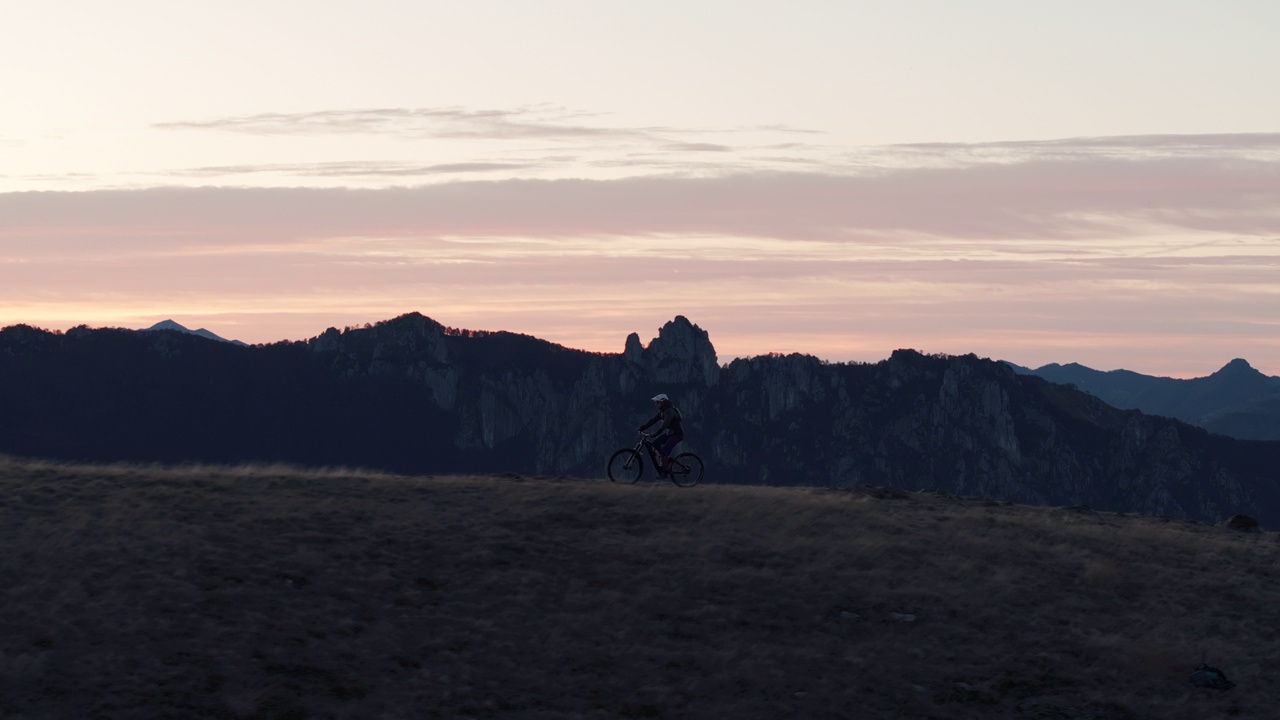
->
152, 106, 827, 147
663, 142, 733, 152
5, 137, 1278, 375
4, 153, 1279, 244
746, 124, 826, 135
146, 106, 796, 182
151, 112, 1280, 191
153, 106, 658, 141
893, 133, 1255, 149
173, 161, 535, 178
879, 133, 1280, 167
981, 133, 1280, 152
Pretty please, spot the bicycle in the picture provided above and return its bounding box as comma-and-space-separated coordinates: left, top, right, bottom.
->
607, 432, 704, 487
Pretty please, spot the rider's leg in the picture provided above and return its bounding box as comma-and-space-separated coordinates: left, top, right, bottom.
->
658, 433, 682, 467
651, 433, 670, 467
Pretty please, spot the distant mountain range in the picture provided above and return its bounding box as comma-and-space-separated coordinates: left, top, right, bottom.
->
3, 313, 1279, 526
1008, 359, 1280, 441
143, 319, 247, 346
140, 319, 1280, 442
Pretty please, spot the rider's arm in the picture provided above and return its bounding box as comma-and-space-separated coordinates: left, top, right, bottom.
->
638, 412, 660, 432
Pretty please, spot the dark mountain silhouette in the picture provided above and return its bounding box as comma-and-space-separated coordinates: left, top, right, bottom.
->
1012, 358, 1280, 440
144, 319, 247, 346
3, 314, 1279, 526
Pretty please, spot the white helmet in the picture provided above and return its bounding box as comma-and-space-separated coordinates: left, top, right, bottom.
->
651, 393, 669, 403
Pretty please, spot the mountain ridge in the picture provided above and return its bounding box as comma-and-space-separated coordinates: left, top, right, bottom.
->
3, 312, 1278, 526
143, 319, 248, 346
1010, 357, 1280, 440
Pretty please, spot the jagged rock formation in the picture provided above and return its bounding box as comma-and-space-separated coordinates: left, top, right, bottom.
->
2, 314, 1279, 526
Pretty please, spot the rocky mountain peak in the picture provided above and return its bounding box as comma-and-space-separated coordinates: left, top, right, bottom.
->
623, 332, 644, 364
1215, 358, 1261, 378
307, 312, 452, 365
637, 316, 720, 387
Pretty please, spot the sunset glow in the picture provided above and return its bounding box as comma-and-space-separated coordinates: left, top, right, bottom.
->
3, 1, 1278, 377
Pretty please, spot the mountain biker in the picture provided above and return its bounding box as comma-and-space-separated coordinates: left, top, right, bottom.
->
638, 393, 683, 474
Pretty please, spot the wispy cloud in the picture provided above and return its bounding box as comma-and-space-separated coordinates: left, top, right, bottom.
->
153, 106, 829, 146
746, 124, 826, 135
5, 135, 1278, 375
146, 110, 1280, 191
154, 106, 659, 141
145, 106, 784, 183
663, 142, 733, 152
875, 133, 1280, 168
5, 154, 1279, 243
173, 161, 535, 178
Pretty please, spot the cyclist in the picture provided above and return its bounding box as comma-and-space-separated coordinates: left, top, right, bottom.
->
638, 393, 684, 474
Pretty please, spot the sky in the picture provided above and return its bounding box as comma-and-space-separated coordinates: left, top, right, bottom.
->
2, 1, 1278, 378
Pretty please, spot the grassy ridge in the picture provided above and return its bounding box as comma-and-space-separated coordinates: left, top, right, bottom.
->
1, 456, 1276, 719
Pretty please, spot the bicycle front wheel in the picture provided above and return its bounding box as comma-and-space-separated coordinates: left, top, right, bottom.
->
607, 448, 643, 484
669, 453, 704, 487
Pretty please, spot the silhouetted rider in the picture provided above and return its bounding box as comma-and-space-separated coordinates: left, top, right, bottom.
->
638, 393, 684, 473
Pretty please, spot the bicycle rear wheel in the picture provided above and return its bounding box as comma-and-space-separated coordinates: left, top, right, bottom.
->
607, 448, 643, 484
669, 453, 704, 487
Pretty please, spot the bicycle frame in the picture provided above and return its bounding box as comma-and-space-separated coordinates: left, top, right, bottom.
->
631, 433, 687, 473
609, 432, 703, 486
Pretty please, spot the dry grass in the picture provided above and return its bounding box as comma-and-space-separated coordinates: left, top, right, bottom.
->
1, 455, 1276, 719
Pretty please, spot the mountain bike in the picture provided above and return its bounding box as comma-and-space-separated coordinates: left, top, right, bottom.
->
607, 432, 704, 487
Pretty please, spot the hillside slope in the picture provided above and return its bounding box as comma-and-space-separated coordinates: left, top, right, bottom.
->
2, 457, 1274, 719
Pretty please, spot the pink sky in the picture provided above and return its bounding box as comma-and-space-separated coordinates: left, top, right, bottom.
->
4, 3, 1279, 378
4, 134, 1279, 378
